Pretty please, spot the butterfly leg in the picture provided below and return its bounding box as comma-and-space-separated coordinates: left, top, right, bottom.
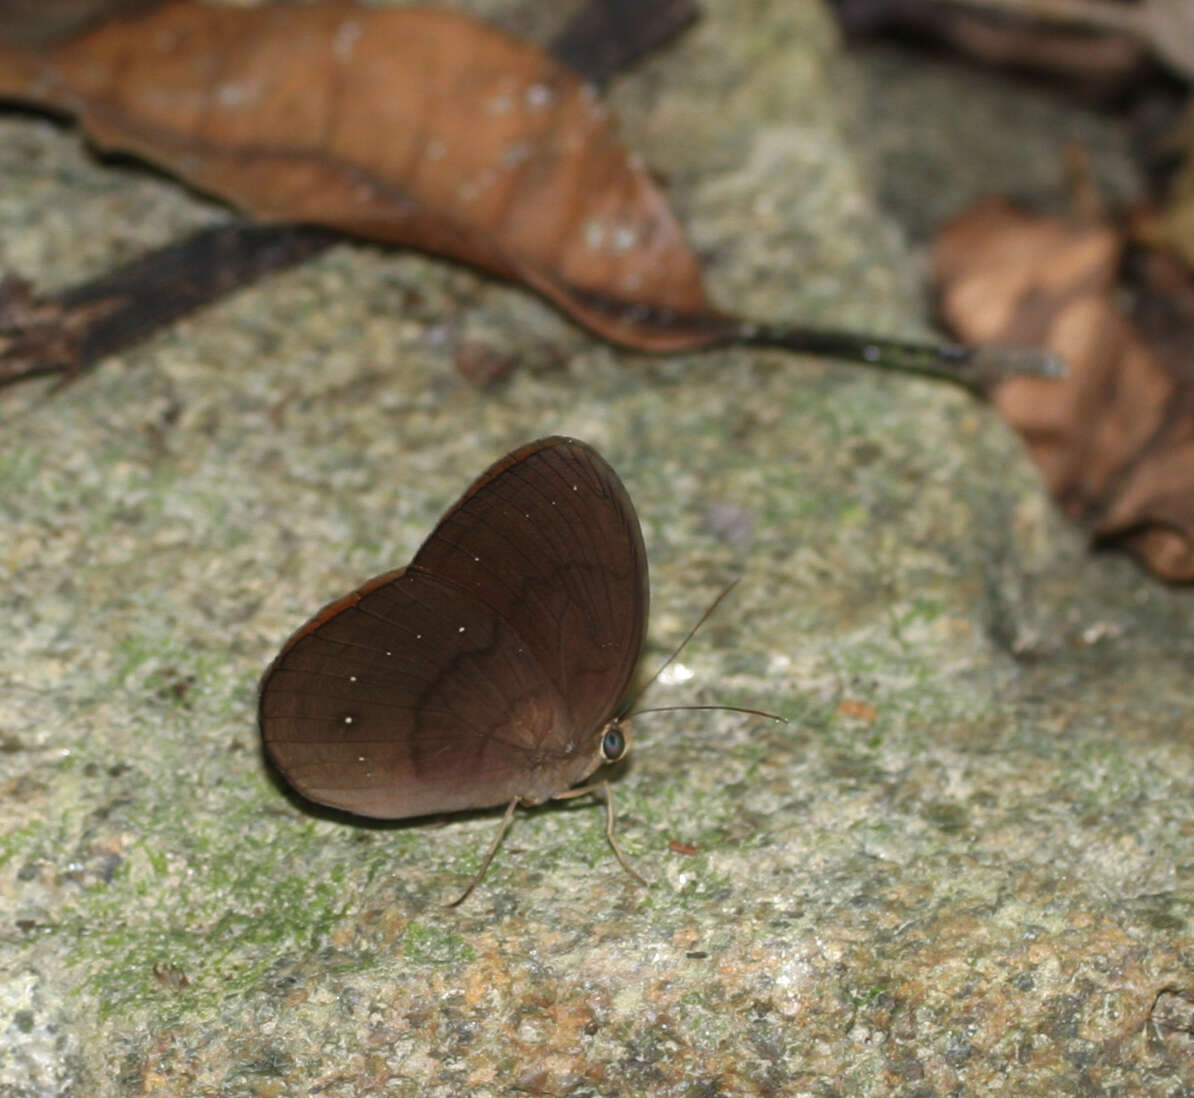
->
554, 781, 647, 888
446, 796, 522, 907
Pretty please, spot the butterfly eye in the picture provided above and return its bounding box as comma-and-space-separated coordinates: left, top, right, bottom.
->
601, 726, 626, 761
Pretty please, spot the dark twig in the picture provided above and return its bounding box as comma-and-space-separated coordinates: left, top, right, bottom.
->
0, 224, 339, 388
550, 0, 700, 88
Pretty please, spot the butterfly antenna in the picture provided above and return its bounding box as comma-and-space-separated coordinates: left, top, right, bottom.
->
631, 703, 787, 723
623, 578, 741, 714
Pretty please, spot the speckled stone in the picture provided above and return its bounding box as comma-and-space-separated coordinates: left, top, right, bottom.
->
1, 2, 1191, 1096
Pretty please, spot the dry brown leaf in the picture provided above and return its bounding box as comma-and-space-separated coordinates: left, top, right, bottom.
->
0, 1, 1062, 388
0, 1, 714, 351
0, 1, 1065, 391
935, 197, 1194, 582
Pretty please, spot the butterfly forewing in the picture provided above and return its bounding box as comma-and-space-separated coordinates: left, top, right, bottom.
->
259, 437, 648, 820
412, 438, 649, 738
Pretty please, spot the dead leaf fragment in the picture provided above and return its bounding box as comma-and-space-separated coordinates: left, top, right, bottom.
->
944, 0, 1194, 82
831, 0, 1194, 90
453, 341, 516, 388
837, 698, 878, 724
829, 0, 1149, 94
151, 960, 189, 992
0, 1, 712, 350
935, 198, 1194, 581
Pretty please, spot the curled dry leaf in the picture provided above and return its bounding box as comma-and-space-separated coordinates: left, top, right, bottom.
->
0, 0, 713, 351
935, 197, 1194, 582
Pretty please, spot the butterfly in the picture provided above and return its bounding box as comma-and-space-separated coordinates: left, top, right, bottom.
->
259, 436, 648, 902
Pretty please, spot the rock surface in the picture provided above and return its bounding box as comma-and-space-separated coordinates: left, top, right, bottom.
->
2, 1, 1191, 1095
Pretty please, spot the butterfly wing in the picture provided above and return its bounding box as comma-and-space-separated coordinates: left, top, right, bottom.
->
258, 437, 648, 819
412, 437, 648, 750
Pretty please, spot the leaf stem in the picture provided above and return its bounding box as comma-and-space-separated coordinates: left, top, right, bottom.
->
733, 320, 1065, 390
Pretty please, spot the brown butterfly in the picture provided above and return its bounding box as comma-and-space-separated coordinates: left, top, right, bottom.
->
259, 436, 649, 903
